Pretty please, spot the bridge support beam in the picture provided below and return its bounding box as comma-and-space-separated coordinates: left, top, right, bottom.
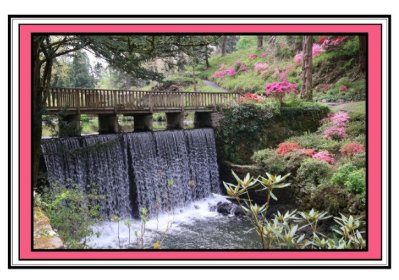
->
194, 112, 213, 128
166, 112, 184, 130
133, 113, 153, 131
59, 114, 81, 138
98, 114, 119, 134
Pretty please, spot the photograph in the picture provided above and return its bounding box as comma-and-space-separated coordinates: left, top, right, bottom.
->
7, 15, 390, 268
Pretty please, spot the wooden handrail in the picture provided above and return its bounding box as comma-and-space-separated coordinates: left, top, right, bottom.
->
44, 88, 241, 113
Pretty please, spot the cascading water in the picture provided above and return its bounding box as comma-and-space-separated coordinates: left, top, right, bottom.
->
41, 128, 221, 219
125, 128, 220, 215
41, 134, 132, 218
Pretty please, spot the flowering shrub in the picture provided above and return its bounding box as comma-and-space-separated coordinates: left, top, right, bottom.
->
239, 64, 248, 72
254, 62, 269, 74
312, 44, 323, 57
330, 111, 350, 127
340, 143, 365, 157
321, 36, 347, 49
294, 53, 303, 64
276, 142, 301, 155
323, 126, 347, 140
339, 85, 348, 92
298, 149, 316, 157
239, 93, 265, 103
212, 68, 236, 79
261, 52, 267, 58
248, 54, 258, 60
318, 36, 328, 44
226, 68, 236, 76
312, 151, 335, 165
265, 81, 298, 103
293, 44, 324, 64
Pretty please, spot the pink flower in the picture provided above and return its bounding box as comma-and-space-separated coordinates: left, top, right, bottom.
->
261, 52, 267, 58
294, 53, 303, 64
312, 44, 323, 57
298, 149, 316, 157
330, 111, 350, 127
248, 54, 258, 60
312, 151, 335, 165
226, 68, 236, 76
323, 126, 347, 140
254, 63, 269, 73
339, 85, 348, 92
239, 64, 247, 71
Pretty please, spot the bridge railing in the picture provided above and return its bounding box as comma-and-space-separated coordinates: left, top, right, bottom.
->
44, 88, 241, 113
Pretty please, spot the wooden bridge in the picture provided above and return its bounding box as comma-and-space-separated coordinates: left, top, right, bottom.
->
44, 88, 241, 114
44, 88, 241, 136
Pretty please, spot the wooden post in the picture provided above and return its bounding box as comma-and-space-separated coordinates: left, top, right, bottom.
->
76, 89, 80, 114
149, 92, 153, 112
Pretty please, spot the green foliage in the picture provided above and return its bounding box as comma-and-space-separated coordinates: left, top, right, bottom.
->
345, 169, 366, 194
296, 158, 333, 187
36, 182, 102, 249
235, 36, 258, 50
347, 121, 366, 138
288, 133, 340, 153
216, 103, 278, 164
331, 163, 357, 186
252, 149, 286, 175
223, 171, 366, 249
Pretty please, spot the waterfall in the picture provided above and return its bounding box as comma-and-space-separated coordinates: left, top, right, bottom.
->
41, 128, 220, 218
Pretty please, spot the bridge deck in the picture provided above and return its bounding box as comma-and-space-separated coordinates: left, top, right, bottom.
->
44, 88, 241, 114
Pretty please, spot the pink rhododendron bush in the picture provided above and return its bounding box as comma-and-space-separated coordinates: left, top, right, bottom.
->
254, 62, 269, 74
293, 43, 325, 64
265, 81, 298, 103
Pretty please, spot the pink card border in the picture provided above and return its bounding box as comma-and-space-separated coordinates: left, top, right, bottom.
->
18, 23, 382, 261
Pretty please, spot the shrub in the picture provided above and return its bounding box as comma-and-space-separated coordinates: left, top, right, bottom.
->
312, 151, 335, 165
296, 158, 333, 187
254, 62, 269, 74
341, 142, 365, 157
265, 81, 299, 103
330, 111, 350, 127
323, 126, 347, 140
289, 133, 340, 154
239, 92, 265, 103
331, 163, 357, 186
276, 141, 301, 155
252, 149, 286, 175
216, 103, 278, 163
347, 121, 365, 137
38, 183, 102, 249
345, 169, 366, 194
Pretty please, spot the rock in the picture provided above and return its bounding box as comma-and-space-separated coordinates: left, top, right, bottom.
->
232, 205, 246, 216
194, 204, 200, 210
33, 207, 64, 249
216, 202, 233, 216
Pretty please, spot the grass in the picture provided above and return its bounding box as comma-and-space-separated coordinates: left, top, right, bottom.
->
329, 101, 366, 114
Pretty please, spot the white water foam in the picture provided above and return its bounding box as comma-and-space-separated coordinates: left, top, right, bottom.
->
86, 193, 231, 249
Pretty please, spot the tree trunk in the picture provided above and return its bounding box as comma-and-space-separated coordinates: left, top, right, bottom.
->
301, 36, 313, 100
359, 35, 367, 73
257, 36, 263, 50
32, 37, 45, 188
205, 51, 210, 69
221, 36, 227, 56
